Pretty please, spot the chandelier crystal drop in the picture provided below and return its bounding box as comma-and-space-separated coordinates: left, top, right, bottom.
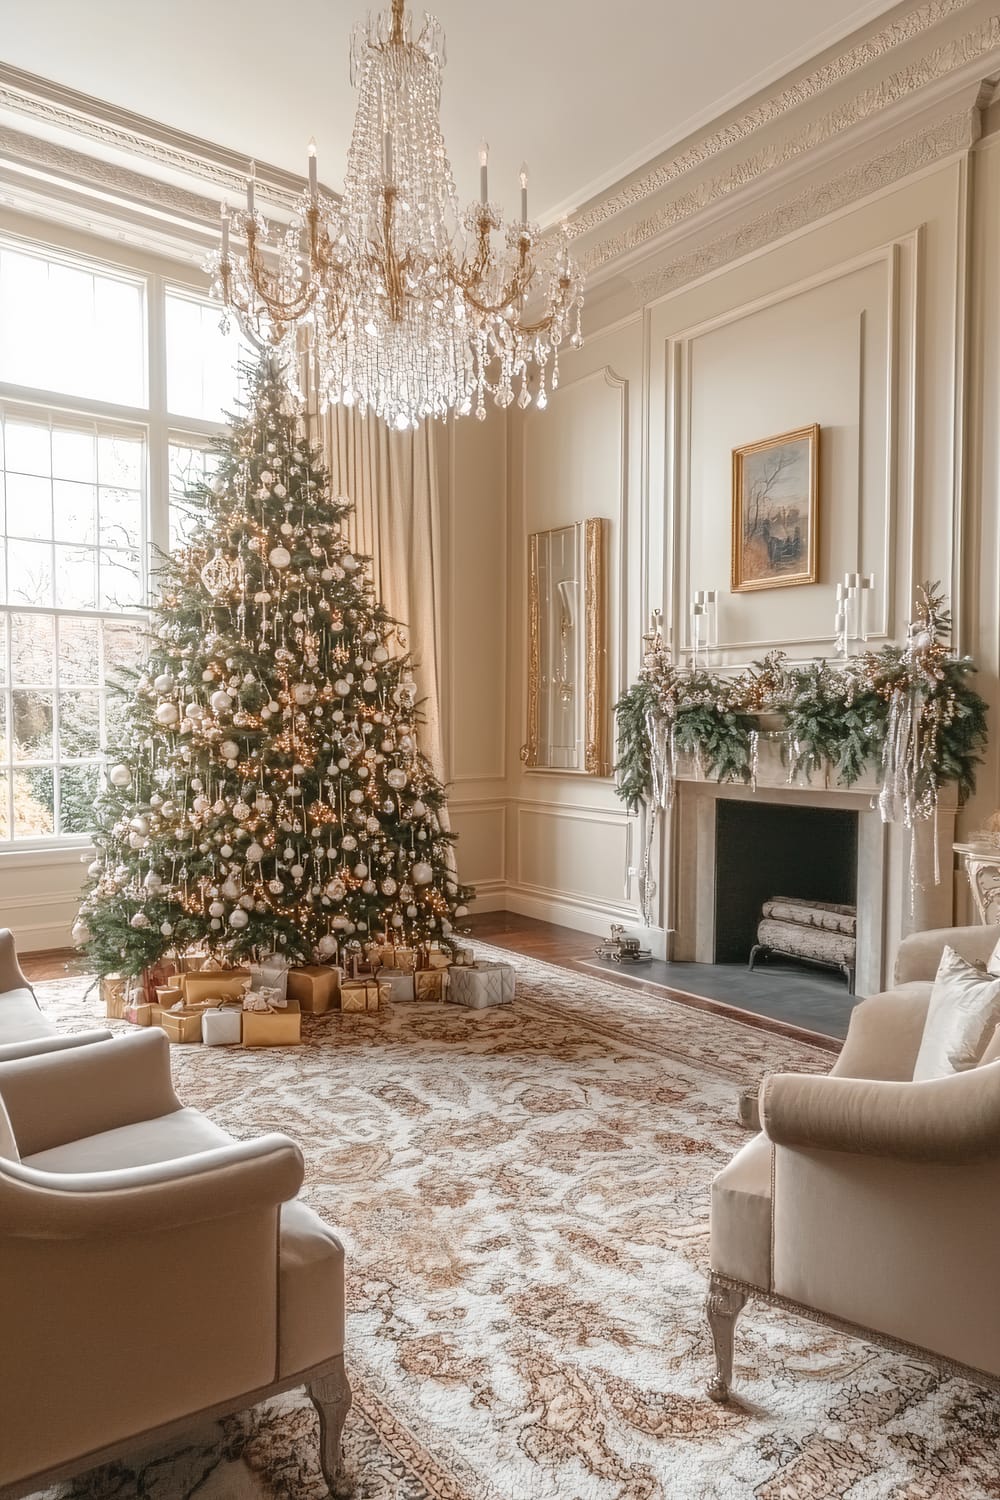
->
211, 0, 583, 430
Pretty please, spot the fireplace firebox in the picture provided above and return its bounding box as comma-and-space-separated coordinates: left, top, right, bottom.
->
713, 800, 858, 966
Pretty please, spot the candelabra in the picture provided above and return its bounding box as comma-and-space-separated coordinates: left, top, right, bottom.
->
211, 0, 584, 430
834, 572, 875, 656
690, 589, 718, 666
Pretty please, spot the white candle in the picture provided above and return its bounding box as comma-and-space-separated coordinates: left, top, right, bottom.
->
247, 161, 256, 216
220, 203, 230, 259
519, 162, 528, 224
308, 137, 317, 196
479, 140, 489, 204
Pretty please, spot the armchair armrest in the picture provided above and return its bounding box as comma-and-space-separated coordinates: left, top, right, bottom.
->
0, 928, 31, 995
0, 1029, 113, 1065
830, 988, 930, 1081
0, 1133, 304, 1238
761, 1062, 1000, 1163
0, 1029, 180, 1158
894, 924, 1000, 984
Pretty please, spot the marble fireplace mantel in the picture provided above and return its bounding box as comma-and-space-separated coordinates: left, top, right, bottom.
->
664, 748, 957, 996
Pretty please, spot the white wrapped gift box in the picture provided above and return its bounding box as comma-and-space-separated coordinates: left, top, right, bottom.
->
202, 1005, 243, 1046
445, 961, 515, 1009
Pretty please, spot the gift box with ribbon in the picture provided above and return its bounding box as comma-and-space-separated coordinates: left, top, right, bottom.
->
159, 1004, 209, 1044
242, 989, 301, 1046
340, 978, 386, 1013
377, 968, 415, 1002
100, 974, 129, 1020
124, 1001, 153, 1027
287, 964, 341, 1014
414, 968, 446, 1002
180, 969, 250, 1006
445, 961, 515, 1009
202, 1004, 243, 1046
249, 955, 289, 1000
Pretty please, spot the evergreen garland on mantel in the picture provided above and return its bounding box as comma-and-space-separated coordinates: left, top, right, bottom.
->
614, 585, 987, 918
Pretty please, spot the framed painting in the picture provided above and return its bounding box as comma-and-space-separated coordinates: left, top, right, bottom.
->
731, 424, 819, 592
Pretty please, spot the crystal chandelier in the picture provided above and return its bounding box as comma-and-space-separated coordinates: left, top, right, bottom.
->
212, 0, 584, 429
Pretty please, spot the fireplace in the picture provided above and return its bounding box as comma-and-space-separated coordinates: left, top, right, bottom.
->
665, 752, 958, 999
713, 800, 858, 964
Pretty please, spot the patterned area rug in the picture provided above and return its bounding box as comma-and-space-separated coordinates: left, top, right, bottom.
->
24, 944, 1000, 1500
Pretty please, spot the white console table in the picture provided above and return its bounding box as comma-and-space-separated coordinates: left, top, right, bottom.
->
954, 841, 1000, 925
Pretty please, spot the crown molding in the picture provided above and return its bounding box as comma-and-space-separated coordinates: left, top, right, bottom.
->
631, 106, 977, 304
569, 0, 979, 241
573, 11, 1000, 282
0, 60, 315, 213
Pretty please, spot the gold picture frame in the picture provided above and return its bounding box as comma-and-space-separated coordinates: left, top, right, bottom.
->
731, 424, 820, 592
521, 518, 608, 776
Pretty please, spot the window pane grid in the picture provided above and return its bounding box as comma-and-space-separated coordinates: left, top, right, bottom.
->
0, 607, 144, 842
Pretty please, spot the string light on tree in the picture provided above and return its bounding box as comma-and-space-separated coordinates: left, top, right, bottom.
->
76, 356, 474, 979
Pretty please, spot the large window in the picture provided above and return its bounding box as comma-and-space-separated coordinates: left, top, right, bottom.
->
0, 233, 241, 847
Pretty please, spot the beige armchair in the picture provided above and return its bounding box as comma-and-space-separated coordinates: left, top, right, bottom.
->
0, 929, 111, 1063
0, 1029, 349, 1499
706, 923, 1000, 1402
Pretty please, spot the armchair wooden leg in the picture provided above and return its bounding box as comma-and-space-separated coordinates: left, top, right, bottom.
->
705, 1274, 747, 1403
308, 1355, 352, 1493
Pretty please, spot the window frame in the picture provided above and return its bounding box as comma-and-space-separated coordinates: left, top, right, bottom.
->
0, 230, 232, 853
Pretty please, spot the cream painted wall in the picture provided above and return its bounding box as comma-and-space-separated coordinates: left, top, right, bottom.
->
495, 138, 1000, 967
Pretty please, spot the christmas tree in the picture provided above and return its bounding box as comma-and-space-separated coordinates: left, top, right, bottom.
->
75, 358, 473, 978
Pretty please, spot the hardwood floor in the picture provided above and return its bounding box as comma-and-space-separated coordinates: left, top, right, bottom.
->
20, 913, 843, 1049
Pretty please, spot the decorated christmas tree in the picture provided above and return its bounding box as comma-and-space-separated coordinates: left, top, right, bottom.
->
75, 357, 473, 978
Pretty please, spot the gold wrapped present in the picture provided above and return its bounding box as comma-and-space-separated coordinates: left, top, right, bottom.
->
101, 974, 129, 1019
141, 958, 180, 1005
155, 985, 184, 1009
180, 969, 249, 1006
426, 948, 452, 971
340, 978, 385, 1013
414, 968, 446, 1002
159, 1005, 207, 1044
242, 997, 301, 1047
124, 1002, 153, 1026
287, 965, 341, 1015
373, 943, 416, 973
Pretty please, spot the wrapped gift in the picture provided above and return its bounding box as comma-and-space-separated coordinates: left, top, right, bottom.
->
451, 945, 475, 967
340, 978, 385, 1013
156, 985, 184, 1010
242, 996, 301, 1047
124, 1001, 153, 1026
446, 962, 515, 1009
414, 968, 446, 1002
159, 1004, 208, 1044
287, 965, 341, 1014
250, 955, 289, 1000
141, 958, 180, 1006
101, 974, 129, 1019
202, 1004, 243, 1046
378, 968, 415, 1002
372, 943, 416, 973
180, 969, 249, 1006
180, 952, 210, 973
426, 948, 452, 971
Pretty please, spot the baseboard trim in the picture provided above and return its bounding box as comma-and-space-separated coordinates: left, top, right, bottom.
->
502, 886, 639, 939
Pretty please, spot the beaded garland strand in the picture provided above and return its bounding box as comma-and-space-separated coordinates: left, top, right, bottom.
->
75, 357, 473, 979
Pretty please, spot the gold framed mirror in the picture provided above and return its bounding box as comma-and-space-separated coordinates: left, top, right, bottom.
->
521, 517, 608, 775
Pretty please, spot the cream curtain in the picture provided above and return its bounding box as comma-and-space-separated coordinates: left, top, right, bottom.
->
309, 405, 446, 779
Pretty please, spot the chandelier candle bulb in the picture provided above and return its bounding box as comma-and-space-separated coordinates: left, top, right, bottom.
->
246, 161, 256, 216
382, 129, 393, 183
520, 163, 528, 224
479, 139, 489, 204
220, 203, 230, 259
308, 137, 318, 196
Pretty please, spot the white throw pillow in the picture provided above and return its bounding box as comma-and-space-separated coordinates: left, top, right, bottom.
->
912, 945, 1000, 1081
987, 933, 1000, 977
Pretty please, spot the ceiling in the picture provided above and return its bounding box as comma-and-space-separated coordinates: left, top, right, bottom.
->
3, 0, 905, 225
